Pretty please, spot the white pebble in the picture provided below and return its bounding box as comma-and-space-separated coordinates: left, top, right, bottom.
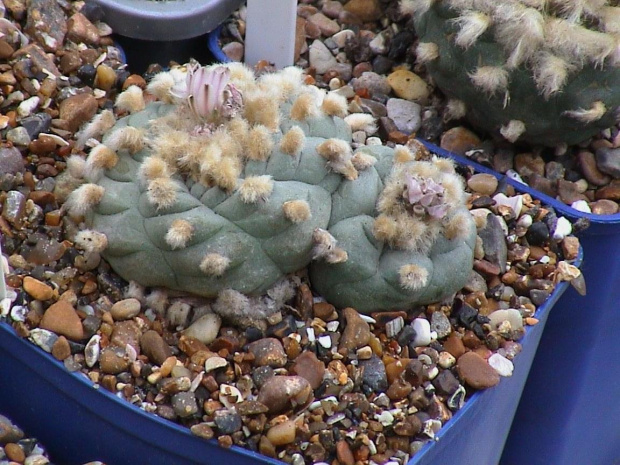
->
306, 327, 316, 343
332, 29, 355, 48
488, 309, 523, 331
493, 193, 524, 217
318, 334, 332, 348
326, 320, 340, 332
182, 313, 221, 344
366, 136, 382, 145
571, 200, 592, 213
85, 334, 101, 368
375, 410, 395, 426
506, 169, 526, 184
438, 351, 456, 368
553, 216, 572, 241
411, 318, 432, 347
17, 96, 40, 117
360, 314, 376, 324
385, 316, 404, 338
488, 353, 514, 377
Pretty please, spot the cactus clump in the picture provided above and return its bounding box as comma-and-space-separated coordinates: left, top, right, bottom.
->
404, 0, 620, 147
65, 61, 476, 314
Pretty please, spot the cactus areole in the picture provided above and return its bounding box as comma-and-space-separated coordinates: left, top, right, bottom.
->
66, 62, 476, 314
407, 0, 620, 147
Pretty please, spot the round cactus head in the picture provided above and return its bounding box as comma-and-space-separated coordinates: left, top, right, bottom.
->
405, 0, 620, 146
65, 62, 476, 315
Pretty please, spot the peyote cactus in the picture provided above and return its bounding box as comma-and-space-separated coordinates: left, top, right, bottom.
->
405, 0, 620, 147
65, 62, 476, 314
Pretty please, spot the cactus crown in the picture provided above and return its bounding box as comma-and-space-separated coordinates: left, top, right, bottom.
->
65, 62, 477, 314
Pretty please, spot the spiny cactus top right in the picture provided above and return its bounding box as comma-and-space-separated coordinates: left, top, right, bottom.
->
405, 0, 620, 146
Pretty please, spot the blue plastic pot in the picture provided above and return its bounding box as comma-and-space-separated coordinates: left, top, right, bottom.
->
0, 147, 582, 465
418, 140, 620, 465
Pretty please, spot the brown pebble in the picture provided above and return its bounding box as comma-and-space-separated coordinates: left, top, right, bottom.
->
578, 151, 611, 186
456, 351, 500, 389
336, 439, 355, 465
338, 307, 371, 353
266, 420, 296, 446
22, 276, 55, 301
110, 298, 141, 321
40, 300, 84, 341
59, 93, 98, 132
343, 0, 382, 22
140, 330, 172, 365
190, 423, 214, 439
590, 199, 619, 215
0, 39, 14, 59
595, 180, 620, 201
257, 375, 313, 414
291, 350, 325, 389
440, 126, 481, 155
296, 283, 314, 320
95, 64, 117, 92
386, 378, 413, 401
467, 173, 498, 196
259, 435, 277, 458
4, 443, 25, 463
99, 346, 130, 374
442, 332, 466, 359
51, 335, 72, 361
313, 301, 336, 320
67, 12, 100, 45
514, 152, 545, 177
247, 338, 287, 368
122, 74, 147, 90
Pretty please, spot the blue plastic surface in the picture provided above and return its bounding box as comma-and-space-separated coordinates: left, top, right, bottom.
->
0, 146, 582, 465
417, 140, 620, 465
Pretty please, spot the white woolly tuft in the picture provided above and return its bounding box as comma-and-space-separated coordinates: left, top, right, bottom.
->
238, 175, 274, 203
599, 6, 620, 34
399, 264, 429, 290
138, 156, 171, 186
66, 155, 86, 179
344, 113, 377, 134
351, 152, 377, 171
500, 120, 526, 142
64, 184, 105, 216
290, 92, 320, 121
74, 230, 108, 254
146, 71, 176, 102
199, 253, 231, 277
545, 18, 616, 66
415, 42, 440, 63
147, 177, 178, 210
562, 101, 607, 123
282, 200, 312, 223
444, 99, 467, 120
452, 11, 491, 49
280, 126, 306, 156
494, 5, 545, 68
145, 289, 169, 316
165, 219, 194, 249
312, 228, 348, 264
321, 92, 349, 117
84, 144, 118, 182
532, 52, 574, 98
468, 66, 509, 96
75, 110, 116, 150
104, 126, 144, 154
115, 85, 146, 114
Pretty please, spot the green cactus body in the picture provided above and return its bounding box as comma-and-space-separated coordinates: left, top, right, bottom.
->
69, 63, 476, 313
410, 0, 620, 146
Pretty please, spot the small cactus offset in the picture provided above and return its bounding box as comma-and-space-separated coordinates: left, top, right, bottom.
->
65, 62, 476, 315
404, 0, 620, 147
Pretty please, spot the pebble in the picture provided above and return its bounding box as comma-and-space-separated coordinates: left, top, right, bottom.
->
266, 420, 296, 446
595, 146, 620, 179
386, 98, 421, 134
339, 307, 371, 352
343, 0, 382, 22
488, 353, 514, 377
257, 375, 313, 413
478, 213, 508, 274
66, 12, 100, 45
432, 370, 461, 396
248, 337, 288, 368
359, 355, 388, 392
487, 309, 524, 331
291, 350, 326, 389
22, 276, 55, 301
456, 352, 500, 389
171, 391, 199, 418
182, 313, 221, 344
440, 127, 481, 155
467, 173, 498, 196
430, 312, 452, 339
309, 39, 338, 74
214, 409, 242, 434
110, 298, 141, 321
39, 300, 84, 341
352, 71, 391, 96
0, 414, 24, 444
411, 318, 432, 347
59, 93, 99, 132
578, 151, 611, 186
386, 69, 430, 102
140, 330, 172, 365
308, 12, 341, 37
590, 199, 619, 215
99, 346, 129, 374
51, 335, 72, 361
7, 127, 31, 147
0, 147, 25, 176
